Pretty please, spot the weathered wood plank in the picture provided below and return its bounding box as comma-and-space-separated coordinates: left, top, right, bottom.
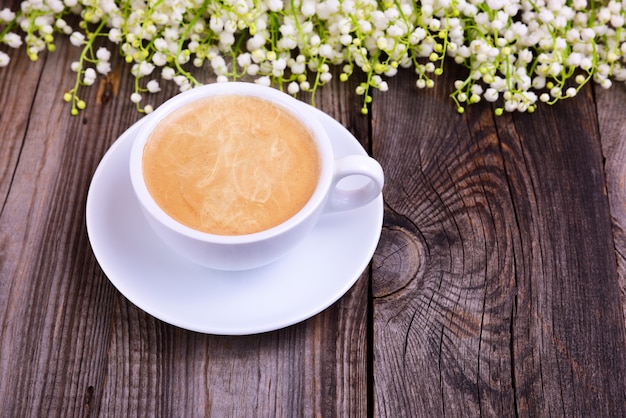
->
597, 84, 626, 330
498, 84, 626, 416
372, 68, 626, 416
3, 16, 626, 415
0, 36, 141, 415
95, 73, 371, 416
0, 38, 370, 416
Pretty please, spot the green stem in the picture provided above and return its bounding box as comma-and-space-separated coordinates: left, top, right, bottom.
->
173, 0, 210, 86
67, 17, 108, 115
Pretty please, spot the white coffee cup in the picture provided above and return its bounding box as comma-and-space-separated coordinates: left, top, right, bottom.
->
129, 82, 384, 270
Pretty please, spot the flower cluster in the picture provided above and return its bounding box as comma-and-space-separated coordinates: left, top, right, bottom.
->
0, 0, 625, 115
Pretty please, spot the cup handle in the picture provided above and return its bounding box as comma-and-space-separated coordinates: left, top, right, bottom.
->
324, 155, 384, 213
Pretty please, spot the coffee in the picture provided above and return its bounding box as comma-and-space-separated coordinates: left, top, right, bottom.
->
142, 95, 320, 236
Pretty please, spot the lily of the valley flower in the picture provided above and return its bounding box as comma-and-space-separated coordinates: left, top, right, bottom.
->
0, 0, 623, 114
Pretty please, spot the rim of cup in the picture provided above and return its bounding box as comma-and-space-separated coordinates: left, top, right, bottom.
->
129, 82, 334, 245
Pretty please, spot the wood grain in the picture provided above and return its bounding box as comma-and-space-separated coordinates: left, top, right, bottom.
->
494, 85, 626, 416
597, 84, 626, 329
1, 26, 626, 416
0, 40, 371, 416
0, 37, 139, 416
371, 68, 626, 416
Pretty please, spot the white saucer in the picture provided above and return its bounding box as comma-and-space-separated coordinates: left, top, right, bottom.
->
86, 103, 383, 335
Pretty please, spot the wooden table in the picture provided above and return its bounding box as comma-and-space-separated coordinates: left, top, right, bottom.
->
1, 31, 625, 416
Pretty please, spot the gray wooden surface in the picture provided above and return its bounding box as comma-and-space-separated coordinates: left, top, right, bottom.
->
1, 30, 625, 416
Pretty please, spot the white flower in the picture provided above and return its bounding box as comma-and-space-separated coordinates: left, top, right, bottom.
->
3, 32, 22, 48
580, 57, 593, 70
163, 28, 179, 41
376, 37, 388, 50
267, 0, 283, 12
209, 15, 223, 32
486, 0, 505, 10
171, 74, 185, 86
152, 52, 168, 66
0, 8, 16, 22
370, 11, 388, 30
246, 63, 260, 75
177, 51, 190, 65
385, 67, 397, 77
153, 38, 168, 51
288, 81, 299, 94
566, 52, 582, 66
504, 100, 518, 112
84, 68, 96, 79
108, 28, 122, 43
69, 31, 85, 46
272, 57, 287, 71
409, 26, 426, 45
255, 76, 271, 86
320, 71, 332, 83
318, 44, 334, 58
290, 59, 306, 74
130, 92, 142, 103
83, 68, 97, 85
341, 0, 355, 13
301, 1, 316, 17
359, 20, 372, 34
611, 14, 624, 28
600, 78, 612, 89
0, 51, 10, 67
246, 34, 265, 51
237, 52, 252, 67
139, 61, 155, 76
518, 49, 533, 63
96, 61, 111, 75
484, 88, 499, 102
224, 19, 237, 34
309, 34, 321, 47
279, 23, 295, 37
96, 47, 111, 61
339, 34, 352, 45
219, 31, 235, 47
581, 28, 595, 41
146, 79, 161, 93
0, 0, 620, 114
161, 67, 176, 80
277, 36, 297, 50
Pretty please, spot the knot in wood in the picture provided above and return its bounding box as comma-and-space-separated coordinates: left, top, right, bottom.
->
373, 212, 426, 299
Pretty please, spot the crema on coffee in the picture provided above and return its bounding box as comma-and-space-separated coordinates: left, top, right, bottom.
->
142, 95, 320, 235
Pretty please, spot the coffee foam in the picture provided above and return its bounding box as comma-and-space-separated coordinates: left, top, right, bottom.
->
142, 95, 320, 235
